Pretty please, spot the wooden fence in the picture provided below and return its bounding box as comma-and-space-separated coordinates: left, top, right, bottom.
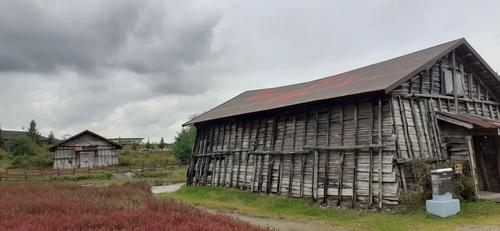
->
0, 161, 181, 181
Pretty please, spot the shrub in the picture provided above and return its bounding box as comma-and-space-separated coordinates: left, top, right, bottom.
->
6, 135, 38, 156
0, 182, 269, 231
171, 126, 196, 162
51, 172, 113, 181
10, 152, 53, 169
400, 159, 477, 211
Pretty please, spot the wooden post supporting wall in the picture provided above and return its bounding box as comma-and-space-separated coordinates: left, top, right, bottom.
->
352, 104, 359, 207
378, 99, 384, 210
337, 106, 345, 206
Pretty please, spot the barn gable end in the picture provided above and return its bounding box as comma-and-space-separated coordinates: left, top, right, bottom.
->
50, 130, 122, 169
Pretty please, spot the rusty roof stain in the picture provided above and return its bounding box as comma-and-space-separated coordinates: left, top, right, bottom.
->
186, 38, 498, 125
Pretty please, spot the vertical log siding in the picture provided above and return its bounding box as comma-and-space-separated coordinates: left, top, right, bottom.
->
188, 98, 399, 208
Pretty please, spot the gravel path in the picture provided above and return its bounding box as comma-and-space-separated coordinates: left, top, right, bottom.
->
151, 183, 185, 194
199, 207, 344, 231
151, 183, 343, 230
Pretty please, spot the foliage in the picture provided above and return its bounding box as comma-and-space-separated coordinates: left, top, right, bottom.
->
165, 186, 500, 231
159, 137, 166, 149
47, 131, 55, 145
171, 126, 196, 162
0, 182, 267, 231
51, 172, 113, 181
400, 159, 477, 211
5, 135, 38, 156
145, 138, 152, 150
0, 124, 4, 149
118, 145, 176, 166
10, 151, 53, 169
27, 120, 42, 145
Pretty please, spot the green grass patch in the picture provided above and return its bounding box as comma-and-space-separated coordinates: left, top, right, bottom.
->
162, 186, 500, 231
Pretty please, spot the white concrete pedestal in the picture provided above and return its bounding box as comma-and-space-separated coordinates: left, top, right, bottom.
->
426, 193, 460, 217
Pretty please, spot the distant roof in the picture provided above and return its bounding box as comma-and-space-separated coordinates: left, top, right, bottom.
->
186, 38, 500, 125
49, 130, 122, 151
1, 130, 27, 139
1, 130, 50, 140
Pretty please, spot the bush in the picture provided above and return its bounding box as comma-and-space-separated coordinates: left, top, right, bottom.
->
0, 182, 268, 231
51, 172, 113, 181
6, 135, 38, 156
171, 126, 196, 162
400, 159, 477, 211
10, 152, 53, 169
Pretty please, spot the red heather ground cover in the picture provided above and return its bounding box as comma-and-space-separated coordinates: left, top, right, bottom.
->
0, 182, 271, 231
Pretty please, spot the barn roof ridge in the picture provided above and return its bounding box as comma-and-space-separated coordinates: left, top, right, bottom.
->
186, 38, 498, 125
49, 130, 122, 151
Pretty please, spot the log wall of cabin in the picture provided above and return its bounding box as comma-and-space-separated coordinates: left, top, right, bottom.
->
187, 98, 399, 208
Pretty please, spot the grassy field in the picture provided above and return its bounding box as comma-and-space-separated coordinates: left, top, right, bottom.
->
0, 182, 268, 231
163, 186, 500, 231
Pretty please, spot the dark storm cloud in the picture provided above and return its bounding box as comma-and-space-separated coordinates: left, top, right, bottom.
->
0, 0, 219, 94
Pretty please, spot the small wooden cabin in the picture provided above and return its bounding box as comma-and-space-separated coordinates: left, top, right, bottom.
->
50, 130, 122, 169
185, 38, 500, 208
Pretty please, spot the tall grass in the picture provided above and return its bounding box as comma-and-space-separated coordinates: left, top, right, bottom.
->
0, 182, 270, 231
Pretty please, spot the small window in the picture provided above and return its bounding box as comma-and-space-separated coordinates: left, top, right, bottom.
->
443, 69, 453, 94
442, 69, 465, 96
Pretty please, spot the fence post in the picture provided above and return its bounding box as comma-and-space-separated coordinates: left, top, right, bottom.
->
24, 169, 27, 180
57, 168, 60, 176
73, 167, 75, 175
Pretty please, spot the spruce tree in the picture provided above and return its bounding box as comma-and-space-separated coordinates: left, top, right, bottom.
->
27, 120, 41, 145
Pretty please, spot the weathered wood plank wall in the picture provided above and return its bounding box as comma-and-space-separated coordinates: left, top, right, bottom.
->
188, 98, 399, 208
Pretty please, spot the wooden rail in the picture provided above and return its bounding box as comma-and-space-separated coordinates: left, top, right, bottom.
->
0, 161, 180, 181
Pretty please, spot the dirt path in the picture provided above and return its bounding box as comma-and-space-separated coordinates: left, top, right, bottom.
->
153, 184, 342, 230
151, 183, 185, 194
198, 207, 345, 231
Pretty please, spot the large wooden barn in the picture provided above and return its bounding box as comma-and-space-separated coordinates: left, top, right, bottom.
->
185, 38, 500, 208
50, 130, 122, 169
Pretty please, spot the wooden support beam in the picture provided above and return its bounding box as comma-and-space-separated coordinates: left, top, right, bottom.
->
337, 106, 345, 206
429, 67, 434, 94
352, 104, 359, 208
289, 153, 295, 197
258, 154, 265, 192
418, 100, 433, 158
313, 111, 319, 200
303, 144, 386, 151
289, 114, 297, 196
266, 155, 274, 194
465, 136, 480, 198
251, 154, 258, 192
496, 137, 500, 187
477, 148, 491, 191
300, 154, 306, 198
409, 99, 424, 158
323, 109, 332, 204
378, 99, 384, 210
451, 51, 459, 113
278, 154, 284, 194
222, 155, 229, 187
397, 96, 414, 159
369, 101, 375, 207
313, 150, 319, 200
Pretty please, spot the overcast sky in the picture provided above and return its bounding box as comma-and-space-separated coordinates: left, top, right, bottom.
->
0, 0, 499, 142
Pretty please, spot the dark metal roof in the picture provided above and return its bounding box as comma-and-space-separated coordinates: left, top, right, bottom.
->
49, 130, 122, 151
1, 130, 28, 139
437, 112, 500, 129
186, 38, 499, 125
